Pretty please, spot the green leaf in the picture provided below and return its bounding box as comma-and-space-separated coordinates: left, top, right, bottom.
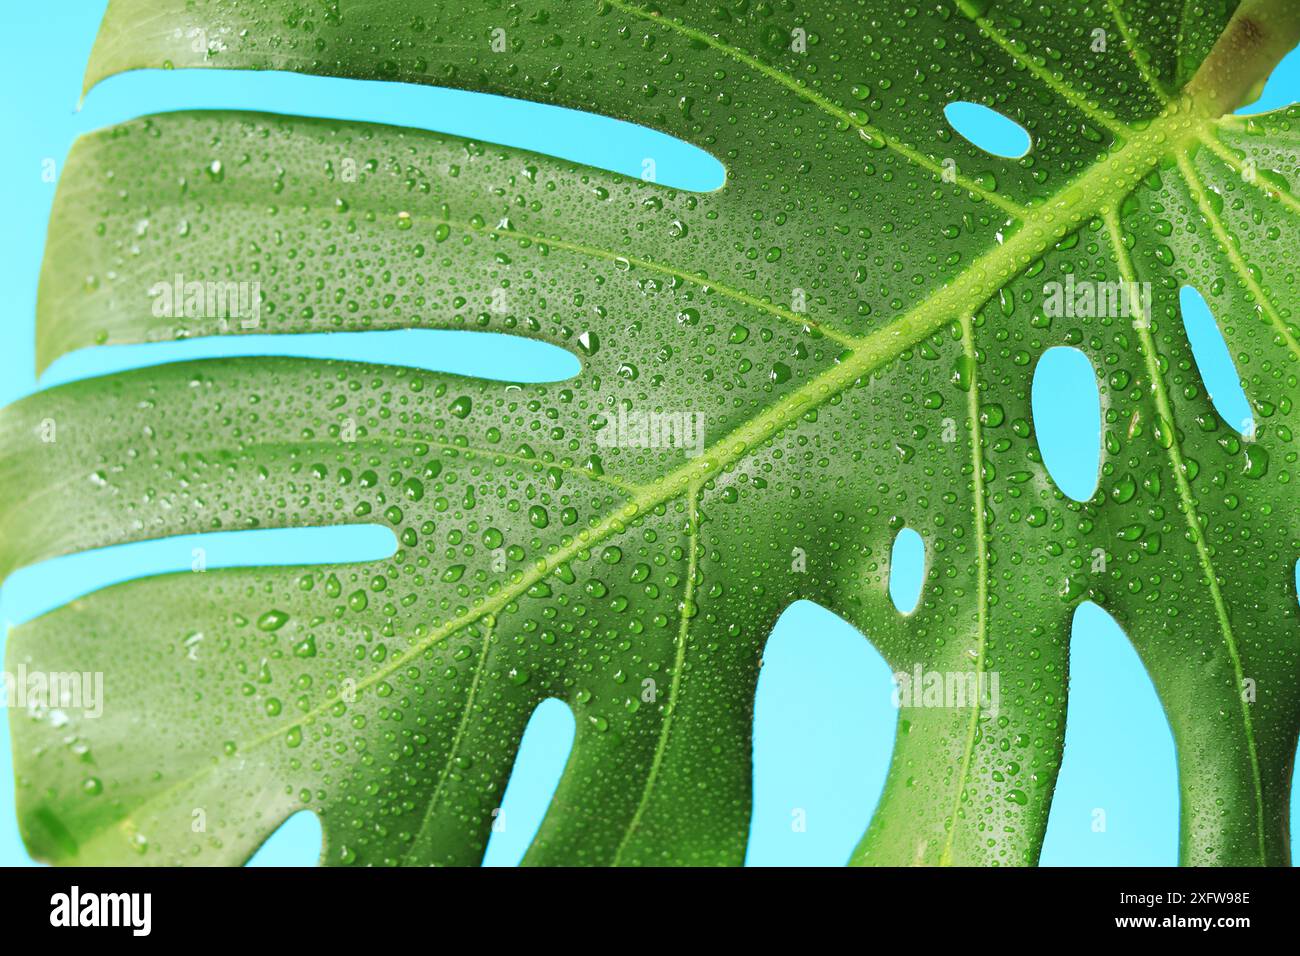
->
5, 0, 1299, 866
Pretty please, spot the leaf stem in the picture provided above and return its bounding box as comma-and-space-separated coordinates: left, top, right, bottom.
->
1184, 0, 1300, 116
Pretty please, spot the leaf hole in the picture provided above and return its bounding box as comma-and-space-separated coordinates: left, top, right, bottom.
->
748, 600, 895, 865
85, 70, 727, 191
246, 810, 322, 866
1031, 346, 1101, 501
482, 698, 575, 866
942, 102, 1031, 159
1040, 603, 1178, 864
41, 329, 581, 389
1178, 286, 1254, 437
0, 525, 397, 626
888, 528, 925, 614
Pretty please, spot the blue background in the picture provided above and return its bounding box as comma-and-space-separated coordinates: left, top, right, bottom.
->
1, 3, 1296, 867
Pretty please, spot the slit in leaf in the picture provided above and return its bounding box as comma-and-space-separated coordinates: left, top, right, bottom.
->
1040, 603, 1178, 866
41, 329, 581, 389
82, 70, 727, 191
748, 600, 895, 866
483, 698, 576, 867
0, 525, 397, 627
1178, 285, 1254, 437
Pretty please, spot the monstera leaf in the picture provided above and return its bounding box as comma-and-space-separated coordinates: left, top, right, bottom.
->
3, 0, 1299, 867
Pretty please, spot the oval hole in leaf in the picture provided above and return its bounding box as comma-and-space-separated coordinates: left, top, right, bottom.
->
246, 810, 322, 866
41, 329, 581, 389
0, 525, 397, 626
482, 698, 576, 867
942, 102, 1031, 159
1040, 603, 1178, 864
747, 600, 895, 865
1178, 286, 1254, 436
86, 70, 727, 191
1032, 346, 1102, 501
888, 528, 925, 613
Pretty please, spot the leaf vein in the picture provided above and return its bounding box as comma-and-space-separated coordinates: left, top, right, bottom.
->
403, 618, 496, 863
611, 483, 700, 864
1176, 153, 1300, 362
938, 313, 990, 867
1105, 209, 1268, 865
603, 0, 1028, 219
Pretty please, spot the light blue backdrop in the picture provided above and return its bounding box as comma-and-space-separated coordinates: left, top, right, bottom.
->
0, 3, 1296, 867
